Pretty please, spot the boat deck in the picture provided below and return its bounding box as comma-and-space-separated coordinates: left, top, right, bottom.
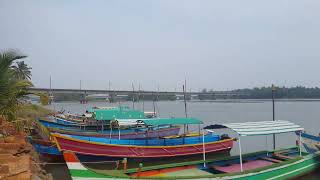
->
212, 159, 274, 173
124, 148, 303, 178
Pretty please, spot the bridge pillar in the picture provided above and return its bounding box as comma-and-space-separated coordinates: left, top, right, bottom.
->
80, 91, 87, 104
109, 93, 117, 103
48, 91, 53, 105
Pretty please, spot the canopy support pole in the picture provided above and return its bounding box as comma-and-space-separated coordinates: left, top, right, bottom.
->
238, 136, 243, 172
183, 124, 186, 144
118, 127, 121, 140
202, 128, 206, 168
265, 135, 268, 156
101, 123, 104, 133
299, 131, 302, 157
109, 125, 112, 143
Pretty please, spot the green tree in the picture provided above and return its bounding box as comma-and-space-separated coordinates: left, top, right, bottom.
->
11, 61, 32, 80
0, 50, 33, 122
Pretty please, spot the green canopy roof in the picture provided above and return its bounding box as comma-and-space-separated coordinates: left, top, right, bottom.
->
93, 106, 145, 120
118, 118, 203, 126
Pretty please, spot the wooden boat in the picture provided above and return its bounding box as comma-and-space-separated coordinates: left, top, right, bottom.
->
299, 132, 320, 153
38, 118, 103, 131
36, 117, 181, 140
62, 147, 320, 179
47, 125, 180, 139
53, 133, 234, 158
39, 106, 146, 130
30, 119, 181, 159
28, 137, 61, 156
52, 118, 235, 158
60, 120, 320, 179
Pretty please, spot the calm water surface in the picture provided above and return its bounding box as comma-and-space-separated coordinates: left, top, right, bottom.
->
45, 100, 320, 179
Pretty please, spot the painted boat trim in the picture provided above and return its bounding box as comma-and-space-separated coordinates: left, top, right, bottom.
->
63, 151, 320, 179
53, 133, 235, 149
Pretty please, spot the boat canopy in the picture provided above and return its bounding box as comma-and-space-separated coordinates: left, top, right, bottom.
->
205, 120, 303, 136
93, 106, 145, 120
111, 119, 143, 126
136, 118, 203, 126
203, 120, 304, 172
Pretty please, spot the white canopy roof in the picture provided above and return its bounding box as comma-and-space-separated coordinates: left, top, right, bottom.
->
222, 120, 304, 136
112, 119, 144, 126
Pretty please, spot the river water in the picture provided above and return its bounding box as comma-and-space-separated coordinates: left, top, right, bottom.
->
45, 100, 320, 179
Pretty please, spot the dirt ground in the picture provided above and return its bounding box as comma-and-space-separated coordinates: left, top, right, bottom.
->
0, 120, 51, 180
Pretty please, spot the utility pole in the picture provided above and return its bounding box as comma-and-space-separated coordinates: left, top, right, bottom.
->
108, 81, 111, 103
183, 80, 188, 118
152, 91, 156, 116
49, 76, 52, 105
272, 84, 276, 150
184, 79, 189, 133
132, 83, 135, 110
49, 76, 52, 91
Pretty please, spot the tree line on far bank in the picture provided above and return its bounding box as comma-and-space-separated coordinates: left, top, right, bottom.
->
229, 86, 320, 99
52, 86, 320, 102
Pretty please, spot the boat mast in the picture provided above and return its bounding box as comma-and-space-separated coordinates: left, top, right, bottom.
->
138, 83, 141, 111
141, 85, 145, 113
183, 80, 188, 118
272, 84, 276, 150
132, 83, 135, 110
152, 91, 156, 117
183, 79, 188, 134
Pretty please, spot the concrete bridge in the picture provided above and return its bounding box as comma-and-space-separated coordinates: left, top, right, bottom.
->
28, 87, 248, 103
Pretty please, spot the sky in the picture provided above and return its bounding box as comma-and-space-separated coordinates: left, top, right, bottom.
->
1, 0, 320, 91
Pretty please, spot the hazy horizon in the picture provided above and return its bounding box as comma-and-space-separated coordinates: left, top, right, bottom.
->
1, 1, 320, 91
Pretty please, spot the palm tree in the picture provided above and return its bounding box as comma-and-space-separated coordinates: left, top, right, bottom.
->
11, 61, 32, 80
0, 50, 32, 122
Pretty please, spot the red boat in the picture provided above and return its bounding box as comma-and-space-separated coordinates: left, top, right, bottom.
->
54, 134, 234, 158
53, 118, 235, 158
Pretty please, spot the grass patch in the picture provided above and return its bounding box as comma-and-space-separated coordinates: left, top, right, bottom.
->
17, 104, 52, 120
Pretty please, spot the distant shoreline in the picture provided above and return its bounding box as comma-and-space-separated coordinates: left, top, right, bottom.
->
189, 99, 320, 103
47, 98, 320, 104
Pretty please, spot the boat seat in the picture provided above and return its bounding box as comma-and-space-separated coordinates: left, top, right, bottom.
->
161, 135, 181, 139
274, 149, 291, 154
211, 160, 273, 173
260, 157, 282, 163
273, 153, 294, 160
185, 133, 201, 137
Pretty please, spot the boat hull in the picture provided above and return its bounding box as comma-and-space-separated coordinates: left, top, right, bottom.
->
299, 132, 320, 153
39, 119, 100, 131
53, 134, 234, 158
49, 127, 180, 139
62, 149, 320, 180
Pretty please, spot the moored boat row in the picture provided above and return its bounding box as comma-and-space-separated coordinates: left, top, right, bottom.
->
29, 105, 320, 179
59, 120, 320, 179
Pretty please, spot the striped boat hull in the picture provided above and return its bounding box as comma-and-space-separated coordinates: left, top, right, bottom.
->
62, 150, 320, 180
54, 134, 234, 158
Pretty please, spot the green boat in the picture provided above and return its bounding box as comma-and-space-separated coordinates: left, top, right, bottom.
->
62, 120, 320, 179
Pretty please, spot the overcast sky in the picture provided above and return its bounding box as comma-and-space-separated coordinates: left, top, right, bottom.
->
1, 1, 320, 91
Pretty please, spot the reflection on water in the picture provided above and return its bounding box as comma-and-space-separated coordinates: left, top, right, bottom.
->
45, 100, 320, 179
44, 164, 71, 180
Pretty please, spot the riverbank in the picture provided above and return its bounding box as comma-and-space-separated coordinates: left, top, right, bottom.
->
0, 104, 52, 180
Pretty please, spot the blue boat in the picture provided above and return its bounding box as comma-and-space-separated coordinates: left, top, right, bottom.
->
27, 136, 62, 159
298, 132, 320, 153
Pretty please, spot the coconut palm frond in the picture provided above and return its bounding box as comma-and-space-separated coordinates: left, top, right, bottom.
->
0, 50, 32, 121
